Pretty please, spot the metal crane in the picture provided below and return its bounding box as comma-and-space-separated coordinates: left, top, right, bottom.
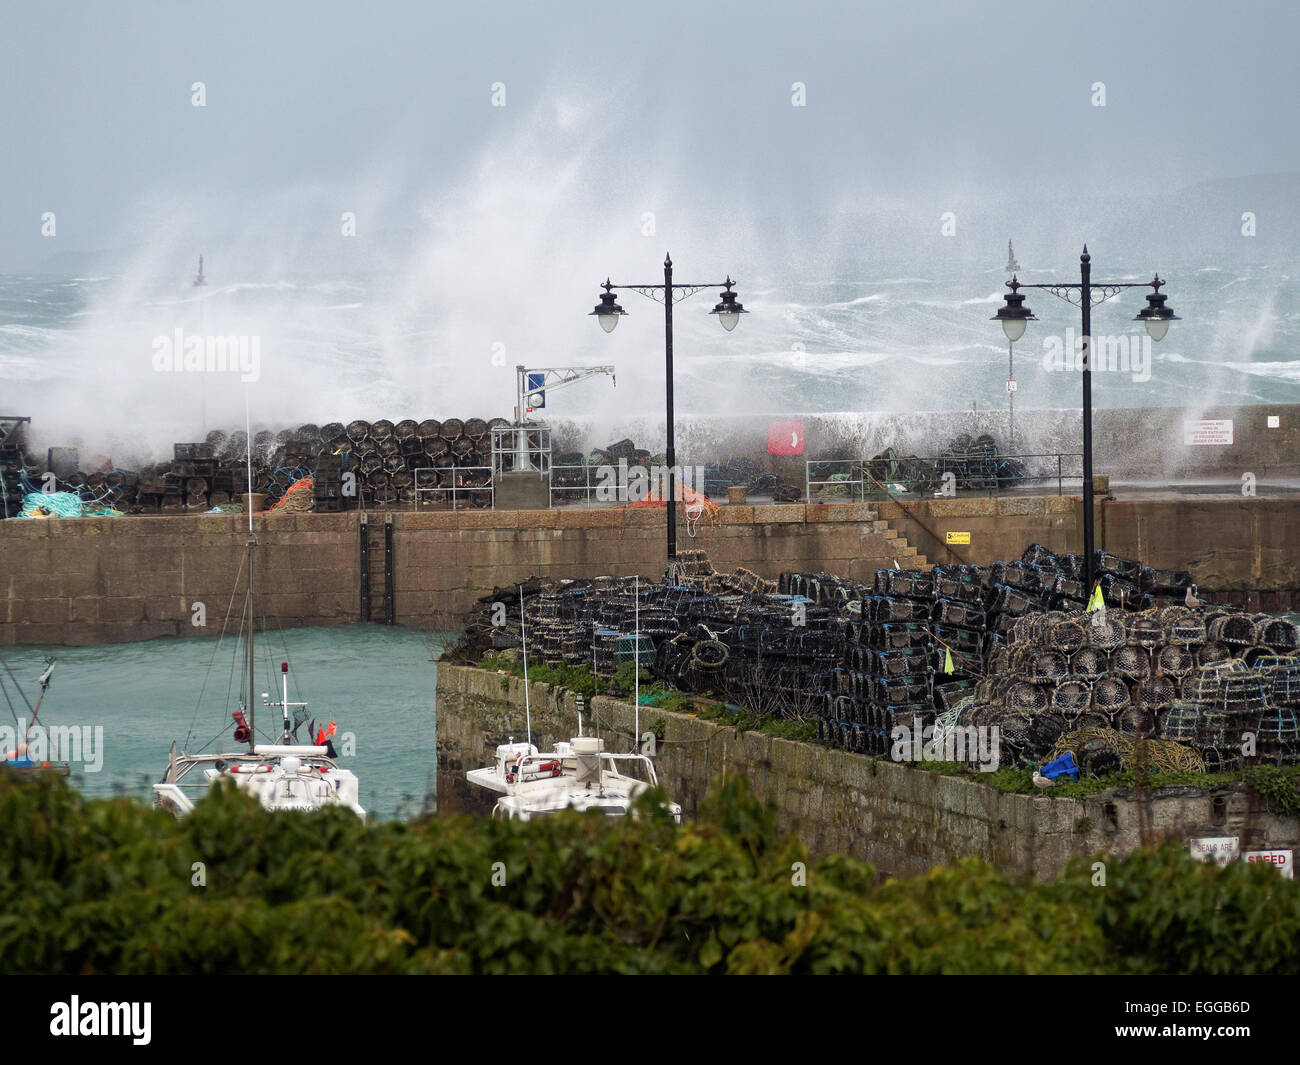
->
511, 364, 616, 471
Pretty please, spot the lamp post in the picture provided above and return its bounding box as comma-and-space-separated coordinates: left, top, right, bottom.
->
993, 246, 1178, 593
590, 254, 745, 565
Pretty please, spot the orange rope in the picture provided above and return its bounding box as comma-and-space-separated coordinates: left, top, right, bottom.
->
267, 477, 314, 513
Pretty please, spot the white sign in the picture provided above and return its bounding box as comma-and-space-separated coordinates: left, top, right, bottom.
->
1267, 415, 1280, 429
1006, 379, 1017, 394
1190, 836, 1239, 865
1244, 849, 1293, 879
1184, 419, 1233, 446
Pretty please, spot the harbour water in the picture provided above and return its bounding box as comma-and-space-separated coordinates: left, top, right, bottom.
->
0, 624, 444, 820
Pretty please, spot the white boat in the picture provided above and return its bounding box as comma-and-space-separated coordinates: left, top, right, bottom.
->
153, 417, 364, 818
466, 580, 680, 823
467, 735, 681, 822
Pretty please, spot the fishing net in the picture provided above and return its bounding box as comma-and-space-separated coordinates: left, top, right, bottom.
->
1049, 728, 1205, 774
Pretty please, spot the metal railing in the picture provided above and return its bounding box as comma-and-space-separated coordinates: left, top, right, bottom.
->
413, 466, 494, 510
548, 461, 707, 508
805, 452, 1085, 503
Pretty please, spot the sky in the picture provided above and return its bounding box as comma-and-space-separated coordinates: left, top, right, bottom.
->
2, 0, 1298, 273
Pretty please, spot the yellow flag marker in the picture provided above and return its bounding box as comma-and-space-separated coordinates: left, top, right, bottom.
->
943, 648, 955, 674
1086, 584, 1105, 613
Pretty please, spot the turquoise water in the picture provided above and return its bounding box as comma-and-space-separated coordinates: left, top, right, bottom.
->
0, 625, 445, 820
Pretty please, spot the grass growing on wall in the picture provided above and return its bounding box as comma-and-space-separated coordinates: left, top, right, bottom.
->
2, 770, 1297, 975
474, 654, 818, 742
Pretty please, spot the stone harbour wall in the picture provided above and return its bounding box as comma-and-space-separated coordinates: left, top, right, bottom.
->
435, 663, 1300, 881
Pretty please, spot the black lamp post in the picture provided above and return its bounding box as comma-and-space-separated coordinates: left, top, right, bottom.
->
993, 246, 1178, 594
590, 255, 745, 565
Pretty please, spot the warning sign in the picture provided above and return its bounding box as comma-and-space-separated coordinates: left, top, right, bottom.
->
1190, 837, 1239, 865
1183, 419, 1233, 446
946, 531, 970, 546
1244, 850, 1293, 879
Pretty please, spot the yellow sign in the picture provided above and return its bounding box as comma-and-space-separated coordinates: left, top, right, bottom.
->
945, 531, 970, 546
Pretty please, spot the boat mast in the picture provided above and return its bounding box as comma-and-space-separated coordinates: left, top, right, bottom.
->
245, 391, 257, 753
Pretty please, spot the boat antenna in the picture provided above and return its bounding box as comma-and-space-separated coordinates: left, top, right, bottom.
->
244, 389, 256, 752
519, 586, 531, 750
634, 575, 640, 753
23, 659, 55, 747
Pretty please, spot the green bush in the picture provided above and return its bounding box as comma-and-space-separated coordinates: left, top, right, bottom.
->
0, 771, 1295, 974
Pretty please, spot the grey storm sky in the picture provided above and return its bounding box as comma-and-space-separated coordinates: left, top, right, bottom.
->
1, 0, 1297, 270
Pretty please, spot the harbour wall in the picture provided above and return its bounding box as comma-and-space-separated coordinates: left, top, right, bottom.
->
1, 496, 1296, 646
555, 402, 1300, 483
435, 664, 1300, 881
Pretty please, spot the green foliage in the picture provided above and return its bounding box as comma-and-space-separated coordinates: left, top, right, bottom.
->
1, 771, 1296, 975
1241, 765, 1300, 818
479, 654, 599, 699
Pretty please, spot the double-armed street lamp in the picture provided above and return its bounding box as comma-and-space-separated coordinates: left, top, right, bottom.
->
993, 245, 1179, 593
590, 255, 746, 564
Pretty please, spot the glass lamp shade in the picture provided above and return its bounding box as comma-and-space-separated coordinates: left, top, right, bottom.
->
597, 312, 620, 333
1143, 317, 1169, 342
717, 311, 740, 332
1001, 317, 1028, 343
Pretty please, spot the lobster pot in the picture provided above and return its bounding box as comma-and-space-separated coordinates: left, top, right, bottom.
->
1127, 613, 1164, 648
1111, 705, 1151, 735
1207, 613, 1257, 646
417, 419, 443, 445
988, 583, 1036, 617
591, 629, 621, 676
1053, 575, 1086, 604
1256, 617, 1300, 651
932, 598, 984, 628
1093, 677, 1131, 714
876, 648, 931, 679
1196, 641, 1232, 667
1071, 647, 1107, 681
1095, 550, 1141, 582
464, 417, 489, 441
615, 634, 655, 670
1255, 706, 1300, 755
1183, 659, 1247, 701
1160, 701, 1201, 743
1026, 710, 1067, 758
1156, 644, 1196, 679
1201, 746, 1242, 773
1007, 681, 1048, 715
1020, 544, 1058, 568
1265, 659, 1300, 703
934, 679, 974, 712
1051, 679, 1092, 718
933, 571, 983, 603
1142, 675, 1178, 710
1047, 619, 1086, 654
562, 625, 592, 665
989, 560, 1032, 589
1110, 645, 1151, 683
1028, 650, 1069, 685
440, 418, 464, 441
1197, 706, 1233, 747
1087, 615, 1126, 652
541, 630, 565, 667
